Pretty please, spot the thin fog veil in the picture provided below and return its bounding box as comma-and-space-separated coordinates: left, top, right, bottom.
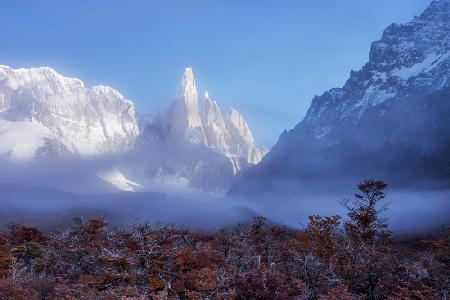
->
0, 179, 448, 234
0, 149, 448, 233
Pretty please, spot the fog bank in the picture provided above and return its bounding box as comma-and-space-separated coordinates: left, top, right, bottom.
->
0, 183, 448, 234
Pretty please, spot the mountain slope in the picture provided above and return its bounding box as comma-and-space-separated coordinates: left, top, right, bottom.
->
162, 67, 267, 169
230, 0, 450, 197
134, 68, 267, 191
0, 65, 139, 159
0, 65, 266, 192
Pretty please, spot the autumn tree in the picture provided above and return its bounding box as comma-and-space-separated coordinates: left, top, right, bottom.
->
0, 181, 448, 299
340, 180, 395, 299
235, 266, 289, 300
289, 215, 341, 298
298, 215, 341, 263
342, 180, 391, 246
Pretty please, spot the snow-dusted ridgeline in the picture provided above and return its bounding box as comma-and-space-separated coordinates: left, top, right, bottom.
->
0, 65, 139, 158
0, 65, 266, 192
162, 68, 267, 172
134, 68, 267, 192
230, 0, 450, 197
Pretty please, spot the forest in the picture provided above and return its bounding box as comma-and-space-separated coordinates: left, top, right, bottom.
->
0, 180, 448, 299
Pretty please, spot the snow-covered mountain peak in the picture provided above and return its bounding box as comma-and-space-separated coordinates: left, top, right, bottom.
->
201, 90, 222, 118
0, 65, 85, 90
199, 90, 228, 154
175, 67, 199, 111
91, 85, 126, 100
230, 0, 450, 198
0, 64, 266, 192
136, 68, 267, 190
178, 67, 197, 104
166, 67, 206, 144
162, 68, 266, 162
0, 65, 138, 159
226, 106, 254, 145
182, 67, 195, 83
303, 0, 450, 134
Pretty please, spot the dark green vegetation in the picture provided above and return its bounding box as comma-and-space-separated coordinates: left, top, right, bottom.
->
0, 181, 448, 299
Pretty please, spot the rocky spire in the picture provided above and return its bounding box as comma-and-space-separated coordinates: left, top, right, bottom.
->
166, 67, 207, 144
162, 68, 267, 169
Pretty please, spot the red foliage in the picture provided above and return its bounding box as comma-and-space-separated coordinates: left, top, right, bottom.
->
235, 267, 289, 300
0, 180, 447, 299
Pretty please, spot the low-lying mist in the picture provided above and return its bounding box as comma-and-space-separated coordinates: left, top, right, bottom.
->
0, 181, 448, 235
0, 150, 448, 234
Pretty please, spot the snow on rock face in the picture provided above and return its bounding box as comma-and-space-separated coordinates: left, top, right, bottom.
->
391, 51, 450, 81
0, 64, 265, 192
225, 107, 267, 167
200, 93, 268, 171
166, 67, 207, 145
303, 0, 450, 136
97, 168, 142, 192
0, 65, 139, 157
0, 64, 264, 193
143, 67, 266, 171
137, 68, 267, 191
0, 119, 51, 162
200, 91, 228, 153
229, 0, 450, 197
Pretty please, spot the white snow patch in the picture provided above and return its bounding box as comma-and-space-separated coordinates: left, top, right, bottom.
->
0, 64, 138, 156
352, 85, 397, 112
98, 169, 143, 192
103, 111, 125, 139
0, 119, 51, 162
392, 52, 450, 81
370, 87, 397, 106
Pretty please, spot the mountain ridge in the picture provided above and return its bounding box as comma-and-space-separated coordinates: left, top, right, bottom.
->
134, 68, 267, 191
229, 0, 450, 197
0, 64, 139, 159
0, 65, 266, 192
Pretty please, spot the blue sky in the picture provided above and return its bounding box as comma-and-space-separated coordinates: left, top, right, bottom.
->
1, 0, 430, 147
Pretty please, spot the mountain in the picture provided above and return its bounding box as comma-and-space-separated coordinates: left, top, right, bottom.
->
0, 64, 265, 192
230, 0, 450, 197
134, 68, 267, 192
163, 68, 266, 170
0, 65, 138, 161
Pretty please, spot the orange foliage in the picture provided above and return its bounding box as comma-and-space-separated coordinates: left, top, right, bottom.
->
0, 180, 447, 299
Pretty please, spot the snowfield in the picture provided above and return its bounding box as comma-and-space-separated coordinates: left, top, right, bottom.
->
0, 119, 51, 162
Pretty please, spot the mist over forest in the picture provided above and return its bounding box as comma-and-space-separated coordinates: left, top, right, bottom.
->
0, 0, 449, 298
